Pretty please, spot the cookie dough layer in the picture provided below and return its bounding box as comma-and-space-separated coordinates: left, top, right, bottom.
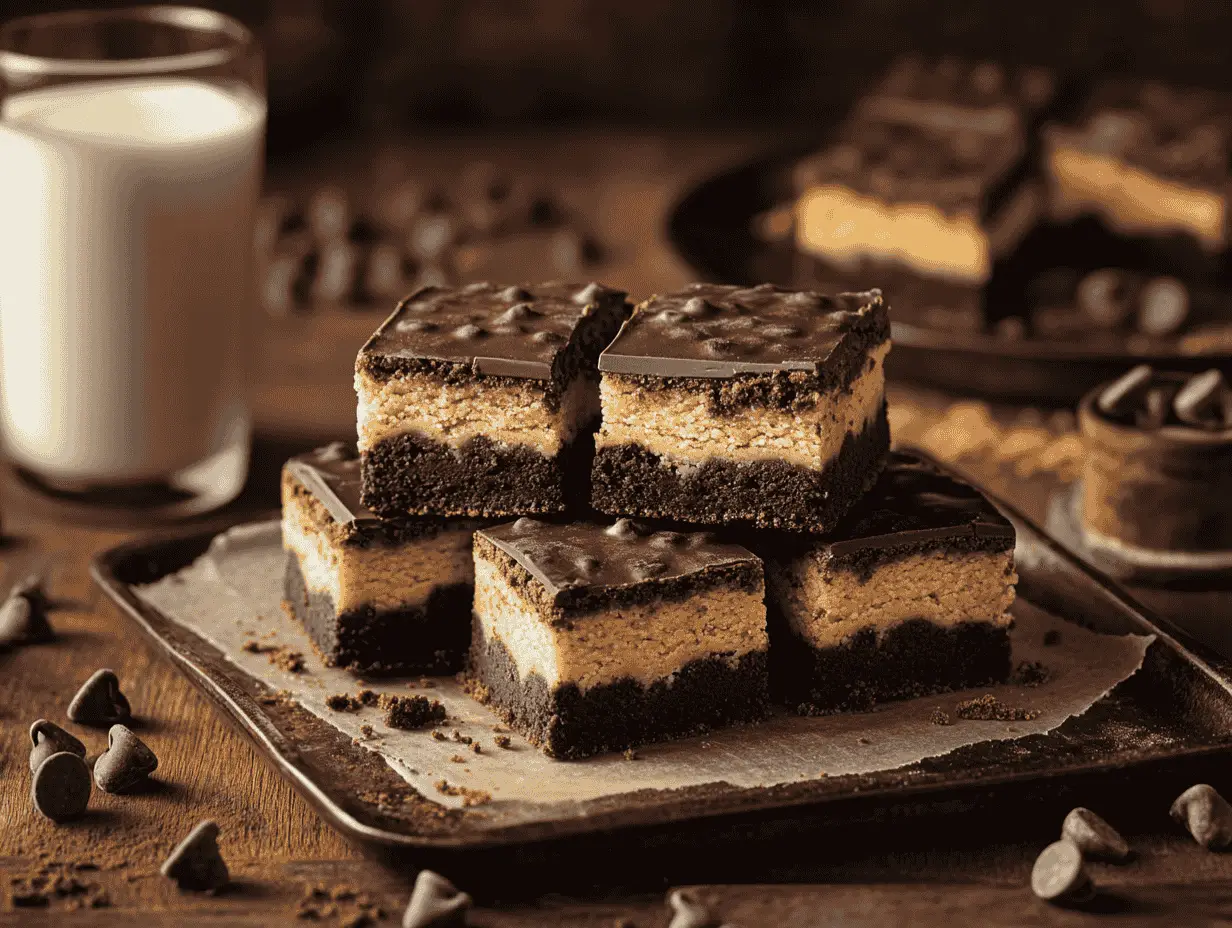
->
766, 546, 1016, 650
592, 400, 889, 533
796, 186, 990, 282
472, 558, 765, 691
1048, 145, 1225, 249
597, 343, 888, 471
355, 368, 598, 458
282, 489, 474, 613
283, 554, 471, 675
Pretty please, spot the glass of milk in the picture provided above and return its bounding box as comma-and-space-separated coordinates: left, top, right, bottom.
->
0, 7, 265, 518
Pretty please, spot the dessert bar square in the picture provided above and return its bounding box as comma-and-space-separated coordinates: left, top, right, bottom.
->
793, 116, 1040, 284
281, 442, 480, 674
762, 452, 1017, 713
591, 284, 891, 533
1045, 80, 1232, 255
355, 281, 631, 518
467, 517, 769, 759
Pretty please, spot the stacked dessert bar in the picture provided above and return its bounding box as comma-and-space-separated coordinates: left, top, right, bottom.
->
281, 278, 1019, 759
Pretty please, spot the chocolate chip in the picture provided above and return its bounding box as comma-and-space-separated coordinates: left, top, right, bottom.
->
498, 286, 532, 302
161, 821, 229, 892
29, 719, 86, 772
572, 555, 601, 577
93, 724, 158, 794
1076, 269, 1133, 328
681, 297, 717, 318
762, 323, 802, 339
1097, 365, 1155, 419
362, 244, 410, 301
1136, 386, 1175, 430
1031, 840, 1093, 904
495, 303, 539, 324
573, 282, 607, 305
402, 870, 471, 928
511, 518, 541, 535
394, 319, 438, 335
67, 669, 131, 727
703, 337, 736, 356
1174, 369, 1231, 429
650, 531, 690, 549
531, 330, 565, 345
1171, 784, 1232, 849
656, 310, 688, 325
632, 559, 668, 580
667, 889, 720, 928
31, 752, 92, 823
1137, 277, 1189, 336
452, 324, 485, 340
1061, 808, 1130, 861
306, 187, 350, 242
0, 592, 52, 646
605, 519, 641, 540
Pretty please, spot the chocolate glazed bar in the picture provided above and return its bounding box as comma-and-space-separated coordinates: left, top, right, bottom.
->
356, 282, 631, 519
591, 284, 891, 533
467, 518, 769, 759
761, 452, 1017, 713
281, 443, 483, 675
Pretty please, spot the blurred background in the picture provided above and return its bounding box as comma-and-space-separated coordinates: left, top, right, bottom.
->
2, 0, 1230, 156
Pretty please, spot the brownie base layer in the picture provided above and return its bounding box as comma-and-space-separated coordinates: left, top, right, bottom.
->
467, 628, 770, 760
591, 402, 890, 533
361, 431, 594, 519
771, 615, 1012, 714
282, 554, 472, 676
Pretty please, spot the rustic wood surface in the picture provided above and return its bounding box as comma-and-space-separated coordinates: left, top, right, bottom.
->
4, 132, 1232, 925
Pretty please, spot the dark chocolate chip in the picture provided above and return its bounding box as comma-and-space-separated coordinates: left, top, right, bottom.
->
452, 324, 485, 340
1097, 364, 1154, 419
31, 752, 92, 823
511, 518, 541, 535
1137, 277, 1189, 336
650, 531, 690, 549
67, 669, 131, 727
703, 337, 736, 356
1171, 784, 1232, 849
93, 724, 158, 794
1061, 808, 1130, 862
161, 821, 229, 892
394, 319, 438, 334
572, 555, 601, 578
495, 303, 539, 324
402, 870, 471, 928
680, 297, 717, 318
1174, 369, 1230, 429
761, 323, 802, 339
604, 519, 641, 541
632, 559, 668, 580
573, 282, 607, 305
1136, 386, 1174, 430
498, 286, 532, 302
1031, 840, 1093, 904
0, 592, 52, 646
531, 330, 565, 345
29, 719, 86, 772
667, 889, 720, 928
656, 310, 688, 325
1076, 269, 1133, 329
306, 187, 350, 242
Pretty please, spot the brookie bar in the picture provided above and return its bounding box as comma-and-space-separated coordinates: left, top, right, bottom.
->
467, 517, 769, 759
591, 284, 890, 533
281, 442, 481, 674
762, 452, 1017, 713
356, 281, 631, 518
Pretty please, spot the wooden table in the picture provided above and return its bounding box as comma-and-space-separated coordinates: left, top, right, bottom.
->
4, 132, 1232, 926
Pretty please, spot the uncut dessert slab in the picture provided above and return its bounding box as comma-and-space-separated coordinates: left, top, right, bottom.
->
92, 474, 1232, 851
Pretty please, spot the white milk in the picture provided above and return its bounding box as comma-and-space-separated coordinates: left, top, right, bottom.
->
0, 77, 265, 482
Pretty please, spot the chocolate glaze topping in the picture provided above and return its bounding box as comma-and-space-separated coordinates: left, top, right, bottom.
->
857, 55, 1055, 135
1051, 80, 1232, 189
794, 118, 1025, 216
285, 443, 466, 541
479, 517, 757, 601
820, 451, 1014, 557
598, 284, 888, 379
360, 281, 629, 381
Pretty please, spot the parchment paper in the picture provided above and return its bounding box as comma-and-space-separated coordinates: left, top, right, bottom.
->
136, 522, 1154, 811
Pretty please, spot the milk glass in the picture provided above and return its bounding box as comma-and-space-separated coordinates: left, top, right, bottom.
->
0, 7, 265, 516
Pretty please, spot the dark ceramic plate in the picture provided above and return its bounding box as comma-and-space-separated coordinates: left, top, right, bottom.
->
668, 151, 1232, 403
91, 461, 1232, 858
